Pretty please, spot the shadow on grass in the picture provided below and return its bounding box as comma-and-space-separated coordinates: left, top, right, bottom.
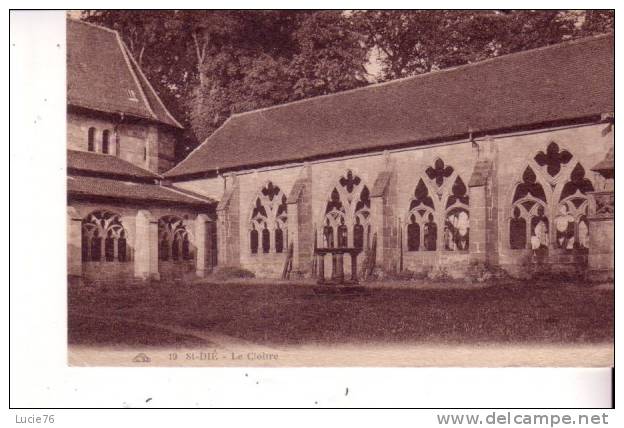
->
68, 279, 614, 347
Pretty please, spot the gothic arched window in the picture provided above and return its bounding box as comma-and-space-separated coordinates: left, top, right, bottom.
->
158, 216, 193, 263
444, 176, 469, 251
250, 224, 259, 254
556, 163, 593, 250
102, 130, 110, 154
160, 236, 170, 261
104, 230, 115, 261
323, 218, 335, 248
337, 218, 348, 248
172, 235, 180, 261
407, 215, 420, 251
81, 210, 127, 262
530, 206, 550, 250
509, 145, 594, 252
424, 213, 437, 251
405, 178, 436, 252
182, 235, 191, 260
275, 225, 284, 253
509, 207, 527, 250
91, 230, 102, 261
118, 230, 127, 262
510, 166, 549, 250
353, 217, 364, 249
87, 127, 96, 152
249, 181, 288, 255
261, 224, 270, 253
321, 170, 371, 249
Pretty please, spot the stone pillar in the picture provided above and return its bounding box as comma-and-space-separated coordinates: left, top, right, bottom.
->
287, 167, 313, 273
194, 214, 211, 277
370, 169, 395, 272
134, 209, 160, 280
287, 203, 300, 265
468, 158, 494, 265
67, 206, 83, 280
216, 175, 240, 267
587, 193, 614, 281
369, 196, 384, 268
468, 185, 487, 263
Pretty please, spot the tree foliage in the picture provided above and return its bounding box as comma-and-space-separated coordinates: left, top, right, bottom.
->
352, 10, 613, 80
81, 10, 613, 159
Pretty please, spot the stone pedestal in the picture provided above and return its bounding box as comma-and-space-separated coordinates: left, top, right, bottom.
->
587, 191, 614, 282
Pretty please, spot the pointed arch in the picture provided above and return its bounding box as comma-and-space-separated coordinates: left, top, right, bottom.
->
158, 215, 194, 262
554, 162, 594, 250
320, 169, 371, 249
509, 142, 594, 251
248, 181, 288, 254
81, 210, 129, 262
444, 175, 470, 251
405, 177, 437, 252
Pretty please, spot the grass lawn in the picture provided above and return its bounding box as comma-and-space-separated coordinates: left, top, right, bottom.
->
68, 280, 613, 347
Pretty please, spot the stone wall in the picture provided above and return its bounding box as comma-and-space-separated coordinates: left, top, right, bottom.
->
67, 111, 176, 173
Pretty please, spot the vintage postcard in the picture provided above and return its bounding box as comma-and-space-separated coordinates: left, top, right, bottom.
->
64, 10, 614, 369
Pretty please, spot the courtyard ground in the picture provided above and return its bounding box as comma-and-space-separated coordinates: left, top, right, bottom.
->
67, 278, 613, 367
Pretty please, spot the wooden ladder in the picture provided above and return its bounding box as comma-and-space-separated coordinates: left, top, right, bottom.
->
361, 232, 377, 281
281, 242, 294, 280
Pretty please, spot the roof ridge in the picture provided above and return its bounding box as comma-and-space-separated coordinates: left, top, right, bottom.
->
121, 38, 184, 128
67, 17, 118, 35
115, 33, 159, 122
230, 32, 614, 120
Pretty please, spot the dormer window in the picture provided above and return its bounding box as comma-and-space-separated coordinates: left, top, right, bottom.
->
87, 127, 96, 152
102, 130, 110, 154
127, 89, 138, 101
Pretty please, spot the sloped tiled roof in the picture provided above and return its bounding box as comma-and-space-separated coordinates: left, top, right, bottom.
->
166, 34, 614, 179
67, 175, 214, 206
67, 149, 159, 180
67, 19, 182, 128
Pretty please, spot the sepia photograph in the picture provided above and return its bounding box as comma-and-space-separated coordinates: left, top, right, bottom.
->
63, 9, 615, 369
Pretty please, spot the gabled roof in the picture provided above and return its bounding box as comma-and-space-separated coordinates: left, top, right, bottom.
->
67, 175, 214, 206
165, 33, 614, 179
67, 150, 215, 206
67, 149, 160, 180
67, 19, 183, 129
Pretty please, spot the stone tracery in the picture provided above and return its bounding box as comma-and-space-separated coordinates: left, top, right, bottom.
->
81, 210, 128, 262
510, 144, 593, 251
158, 216, 193, 262
321, 170, 371, 249
249, 181, 288, 254
406, 159, 469, 253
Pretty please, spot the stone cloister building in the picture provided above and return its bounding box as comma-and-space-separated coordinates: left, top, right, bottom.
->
165, 34, 614, 280
66, 20, 216, 284
67, 18, 614, 284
